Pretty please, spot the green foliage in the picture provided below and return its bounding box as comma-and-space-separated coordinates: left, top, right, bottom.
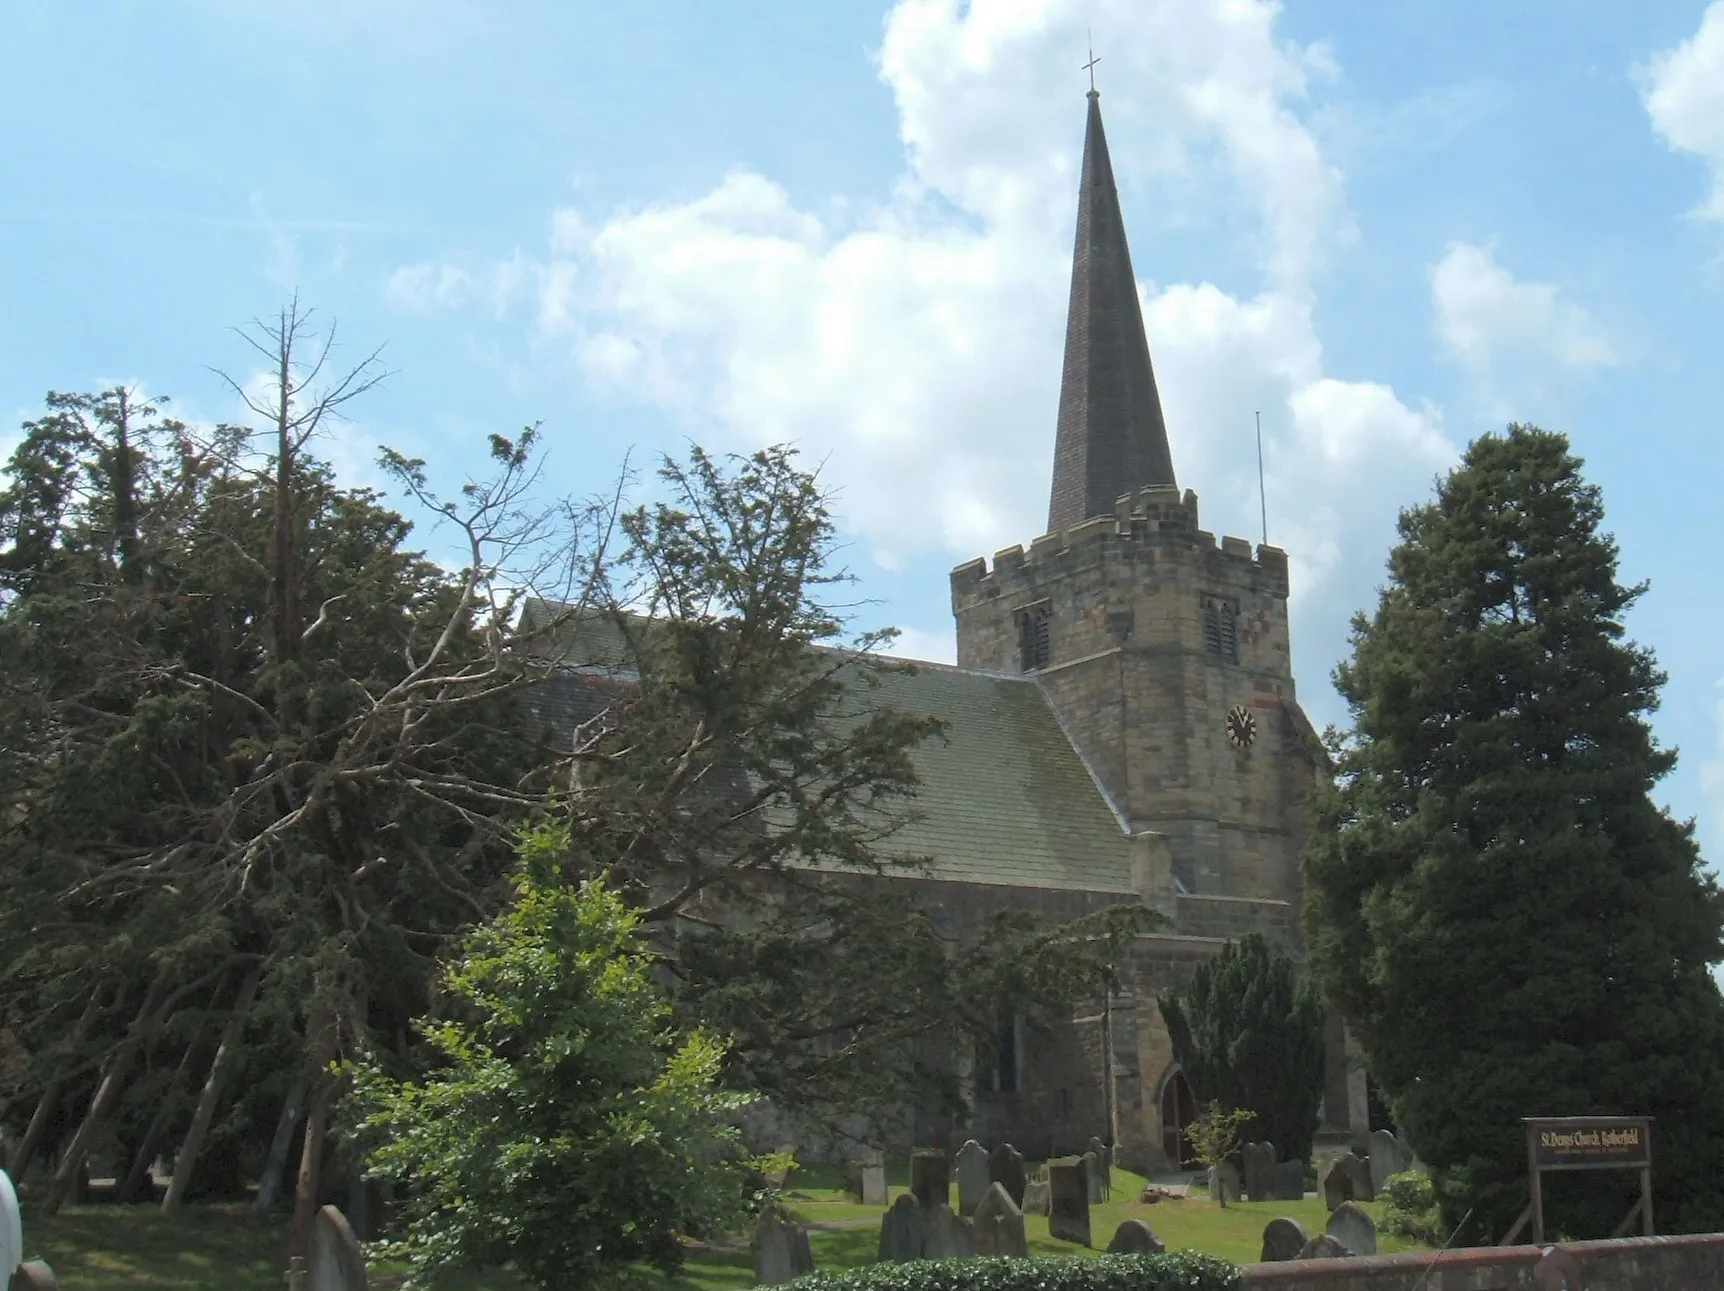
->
1303, 424, 1724, 1237
1379, 1170, 1443, 1244
352, 831, 754, 1290
784, 1254, 1241, 1291
1156, 934, 1326, 1164
1184, 1102, 1255, 1173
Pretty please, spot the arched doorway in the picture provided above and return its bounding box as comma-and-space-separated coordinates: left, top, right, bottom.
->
1159, 1067, 1199, 1169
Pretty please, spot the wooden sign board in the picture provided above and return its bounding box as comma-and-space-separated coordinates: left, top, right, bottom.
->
1512, 1116, 1654, 1246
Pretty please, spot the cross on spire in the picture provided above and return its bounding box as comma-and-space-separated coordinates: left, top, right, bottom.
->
1083, 31, 1101, 91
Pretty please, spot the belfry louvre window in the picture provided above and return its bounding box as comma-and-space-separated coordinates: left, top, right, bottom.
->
1017, 602, 1051, 672
1202, 596, 1239, 664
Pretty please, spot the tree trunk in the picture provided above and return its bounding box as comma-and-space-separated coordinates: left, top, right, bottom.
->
7, 986, 107, 1180
288, 1069, 337, 1264
250, 1071, 308, 1226
115, 1018, 208, 1204
162, 964, 262, 1215
43, 968, 174, 1215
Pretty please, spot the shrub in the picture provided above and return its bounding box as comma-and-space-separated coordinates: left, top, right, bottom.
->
786, 1253, 1242, 1291
1380, 1170, 1443, 1245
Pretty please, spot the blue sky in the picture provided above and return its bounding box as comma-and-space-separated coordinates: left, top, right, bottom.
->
4, 0, 1723, 866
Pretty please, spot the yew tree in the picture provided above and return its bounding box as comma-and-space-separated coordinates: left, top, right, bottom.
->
1304, 425, 1724, 1236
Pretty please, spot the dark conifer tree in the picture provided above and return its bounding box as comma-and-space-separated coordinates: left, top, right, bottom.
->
1157, 932, 1327, 1167
1305, 425, 1724, 1235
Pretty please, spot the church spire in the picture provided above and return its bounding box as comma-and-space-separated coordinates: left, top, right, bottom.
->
1046, 90, 1177, 534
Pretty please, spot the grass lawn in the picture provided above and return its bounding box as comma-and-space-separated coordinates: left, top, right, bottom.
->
14, 1169, 1422, 1290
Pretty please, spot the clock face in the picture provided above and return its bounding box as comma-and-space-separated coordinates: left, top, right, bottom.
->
1225, 703, 1257, 750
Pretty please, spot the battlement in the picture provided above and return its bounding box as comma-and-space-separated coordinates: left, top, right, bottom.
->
950, 485, 1290, 599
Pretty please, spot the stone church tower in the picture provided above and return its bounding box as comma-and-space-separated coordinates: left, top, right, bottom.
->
952, 88, 1316, 913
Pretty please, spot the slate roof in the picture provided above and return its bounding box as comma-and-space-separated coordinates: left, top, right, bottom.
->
1047, 90, 1179, 533
518, 603, 1139, 895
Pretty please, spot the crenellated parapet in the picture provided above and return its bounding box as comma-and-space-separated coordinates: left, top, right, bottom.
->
950, 485, 1290, 611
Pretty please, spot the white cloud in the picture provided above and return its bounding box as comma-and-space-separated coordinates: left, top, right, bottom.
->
1640, 2, 1724, 221
1430, 242, 1613, 372
390, 0, 1454, 655
877, 625, 958, 664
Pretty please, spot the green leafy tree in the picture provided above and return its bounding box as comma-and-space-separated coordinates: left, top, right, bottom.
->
1303, 424, 1724, 1236
1156, 933, 1326, 1167
353, 824, 754, 1291
1184, 1102, 1256, 1207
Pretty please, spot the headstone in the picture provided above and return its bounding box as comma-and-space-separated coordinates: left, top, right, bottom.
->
1083, 1149, 1107, 1204
878, 1193, 926, 1262
1343, 1152, 1375, 1203
954, 1139, 991, 1217
1318, 1155, 1354, 1211
860, 1160, 888, 1207
308, 1204, 367, 1291
909, 1148, 950, 1211
0, 1168, 21, 1281
1260, 1217, 1308, 1262
972, 1182, 1028, 1258
1369, 1129, 1408, 1194
1325, 1200, 1378, 1257
1047, 1157, 1091, 1247
1085, 1136, 1113, 1193
1242, 1141, 1277, 1202
987, 1142, 1027, 1208
1272, 1160, 1307, 1202
1205, 1161, 1241, 1205
1022, 1178, 1051, 1215
10, 1262, 58, 1291
1105, 1218, 1165, 1255
923, 1203, 976, 1259
752, 1204, 815, 1286
1296, 1233, 1354, 1259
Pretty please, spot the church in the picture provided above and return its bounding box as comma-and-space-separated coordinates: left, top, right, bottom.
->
847, 87, 1364, 1170
535, 88, 1368, 1172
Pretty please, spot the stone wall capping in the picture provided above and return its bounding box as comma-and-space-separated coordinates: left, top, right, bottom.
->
1221, 535, 1253, 558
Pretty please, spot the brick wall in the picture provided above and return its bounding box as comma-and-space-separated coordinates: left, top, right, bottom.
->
1243, 1234, 1724, 1291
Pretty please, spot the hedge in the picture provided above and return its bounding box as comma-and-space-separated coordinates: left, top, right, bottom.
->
783, 1253, 1243, 1291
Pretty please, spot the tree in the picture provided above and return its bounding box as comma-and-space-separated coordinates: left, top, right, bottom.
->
1184, 1102, 1255, 1207
1156, 933, 1326, 1167
539, 445, 1156, 1136
1303, 424, 1724, 1236
352, 824, 754, 1291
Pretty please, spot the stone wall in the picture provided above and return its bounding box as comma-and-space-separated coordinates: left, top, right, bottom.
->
1243, 1234, 1724, 1291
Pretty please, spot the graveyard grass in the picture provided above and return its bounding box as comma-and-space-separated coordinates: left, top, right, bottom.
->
18, 1168, 1422, 1290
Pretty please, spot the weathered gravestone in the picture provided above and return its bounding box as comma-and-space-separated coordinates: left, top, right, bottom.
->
879, 1193, 926, 1262
954, 1140, 991, 1217
1083, 1150, 1107, 1204
1105, 1219, 1165, 1255
909, 1148, 950, 1211
1318, 1155, 1354, 1211
1021, 1178, 1051, 1215
752, 1204, 815, 1286
1085, 1137, 1112, 1198
860, 1157, 888, 1208
1260, 1217, 1308, 1262
1047, 1157, 1091, 1247
1369, 1129, 1409, 1195
309, 1204, 367, 1291
988, 1142, 1027, 1208
0, 1168, 22, 1284
1205, 1161, 1241, 1206
10, 1261, 59, 1291
924, 1203, 976, 1259
1272, 1160, 1307, 1202
1296, 1233, 1353, 1259
972, 1182, 1028, 1258
1325, 1201, 1378, 1257
1242, 1141, 1277, 1202
1345, 1152, 1375, 1202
